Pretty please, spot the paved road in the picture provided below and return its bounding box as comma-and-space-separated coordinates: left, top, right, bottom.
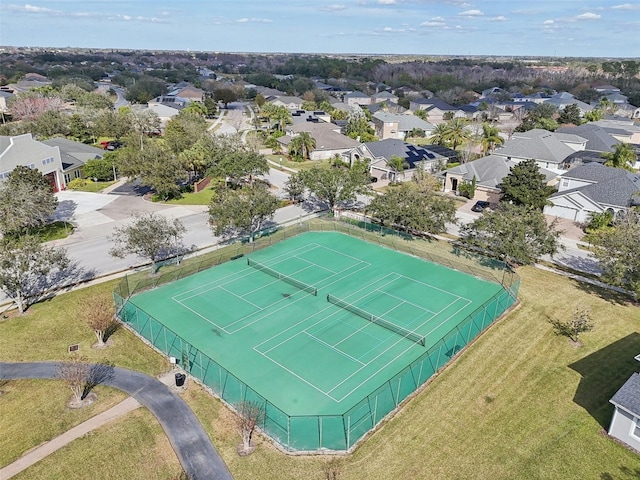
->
0, 362, 234, 480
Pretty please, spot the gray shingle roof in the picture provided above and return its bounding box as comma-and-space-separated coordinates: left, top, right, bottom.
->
552, 163, 640, 208
42, 138, 104, 171
496, 129, 575, 164
610, 372, 640, 416
364, 139, 446, 169
557, 124, 619, 153
373, 112, 434, 132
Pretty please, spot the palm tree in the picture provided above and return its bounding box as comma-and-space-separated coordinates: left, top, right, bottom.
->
429, 123, 450, 147
481, 123, 504, 155
444, 118, 470, 150
601, 143, 637, 171
288, 132, 316, 161
387, 155, 409, 181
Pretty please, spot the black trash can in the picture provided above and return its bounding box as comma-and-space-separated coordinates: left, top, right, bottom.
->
175, 372, 186, 387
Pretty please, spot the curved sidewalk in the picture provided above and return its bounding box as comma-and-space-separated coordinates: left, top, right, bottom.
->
0, 362, 234, 480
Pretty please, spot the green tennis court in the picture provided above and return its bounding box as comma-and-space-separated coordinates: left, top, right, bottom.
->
116, 230, 517, 451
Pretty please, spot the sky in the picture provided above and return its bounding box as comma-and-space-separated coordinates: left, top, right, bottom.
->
1, 1, 639, 58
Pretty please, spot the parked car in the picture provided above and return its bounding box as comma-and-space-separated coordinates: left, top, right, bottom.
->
471, 200, 491, 212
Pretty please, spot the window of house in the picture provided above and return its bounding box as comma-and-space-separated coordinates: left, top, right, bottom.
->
27, 163, 35, 169
632, 417, 640, 439
64, 173, 71, 183
74, 170, 81, 179
561, 179, 570, 188
41, 157, 54, 166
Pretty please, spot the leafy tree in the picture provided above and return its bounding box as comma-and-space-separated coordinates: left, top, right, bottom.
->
365, 180, 456, 235
344, 106, 374, 141
109, 212, 187, 273
457, 176, 476, 199
601, 143, 637, 171
558, 104, 582, 126
115, 140, 187, 199
288, 132, 316, 161
299, 164, 370, 213
387, 155, 409, 181
301, 100, 317, 111
30, 110, 70, 139
206, 135, 269, 185
182, 102, 208, 117
254, 93, 266, 108
82, 155, 116, 181
0, 166, 58, 235
125, 76, 167, 104
214, 88, 238, 108
515, 103, 559, 132
589, 210, 640, 297
284, 172, 306, 203
585, 210, 614, 234
0, 235, 71, 314
500, 159, 556, 210
208, 183, 279, 242
583, 109, 604, 122
460, 203, 562, 265
164, 111, 208, 154
429, 123, 450, 147
413, 109, 429, 121
94, 108, 133, 140
549, 307, 594, 344
480, 123, 503, 155
8, 92, 64, 121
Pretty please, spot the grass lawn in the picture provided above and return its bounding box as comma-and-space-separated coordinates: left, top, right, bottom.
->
265, 154, 331, 171
1, 258, 639, 478
72, 180, 116, 193
4, 221, 75, 242
165, 187, 216, 206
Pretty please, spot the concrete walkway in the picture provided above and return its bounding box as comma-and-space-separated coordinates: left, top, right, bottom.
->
0, 396, 142, 479
0, 362, 234, 480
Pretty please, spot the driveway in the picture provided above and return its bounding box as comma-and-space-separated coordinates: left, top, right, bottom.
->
0, 362, 234, 480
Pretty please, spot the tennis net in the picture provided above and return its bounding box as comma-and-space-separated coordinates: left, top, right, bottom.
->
247, 258, 317, 296
326, 294, 425, 346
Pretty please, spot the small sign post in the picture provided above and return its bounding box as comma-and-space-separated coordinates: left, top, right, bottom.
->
68, 344, 80, 353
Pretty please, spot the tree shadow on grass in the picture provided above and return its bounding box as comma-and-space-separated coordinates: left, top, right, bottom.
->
570, 277, 637, 307
82, 361, 115, 400
569, 333, 640, 428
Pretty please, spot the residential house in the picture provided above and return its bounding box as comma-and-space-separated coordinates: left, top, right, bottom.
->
42, 138, 104, 184
609, 367, 640, 453
372, 112, 434, 140
439, 154, 556, 203
0, 133, 65, 191
0, 91, 12, 119
408, 98, 464, 124
493, 129, 584, 173
595, 119, 640, 144
133, 103, 180, 130
512, 92, 551, 104
371, 91, 399, 104
544, 163, 640, 222
277, 121, 361, 161
166, 85, 204, 103
557, 124, 620, 167
343, 91, 372, 107
267, 95, 304, 110
366, 102, 407, 115
353, 139, 451, 184
544, 92, 593, 115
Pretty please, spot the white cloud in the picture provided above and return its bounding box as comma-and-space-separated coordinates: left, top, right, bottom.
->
122, 15, 132, 21
23, 4, 56, 13
320, 4, 347, 11
431, 16, 445, 21
576, 12, 601, 20
378, 0, 396, 4
236, 17, 272, 23
543, 19, 554, 24
489, 16, 506, 22
612, 3, 640, 9
421, 20, 446, 27
458, 9, 483, 17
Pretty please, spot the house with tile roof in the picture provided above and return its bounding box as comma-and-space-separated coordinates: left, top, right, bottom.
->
372, 112, 434, 140
544, 163, 640, 222
267, 95, 304, 110
343, 91, 372, 107
371, 91, 399, 104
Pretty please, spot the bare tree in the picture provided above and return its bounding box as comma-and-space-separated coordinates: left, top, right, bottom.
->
227, 109, 245, 134
549, 307, 594, 345
57, 355, 91, 405
78, 296, 117, 347
235, 401, 265, 455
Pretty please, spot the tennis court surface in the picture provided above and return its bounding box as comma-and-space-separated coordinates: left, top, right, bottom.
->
116, 230, 518, 451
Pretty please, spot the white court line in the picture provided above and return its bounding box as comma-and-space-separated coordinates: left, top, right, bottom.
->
302, 331, 366, 366
219, 285, 264, 310
376, 290, 438, 316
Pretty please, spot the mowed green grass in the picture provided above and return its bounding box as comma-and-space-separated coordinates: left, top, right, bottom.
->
1, 264, 639, 479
